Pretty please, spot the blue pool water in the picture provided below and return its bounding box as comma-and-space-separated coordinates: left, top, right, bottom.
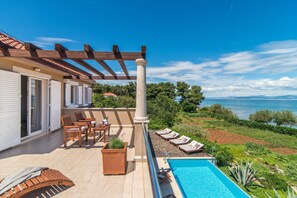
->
168, 159, 250, 198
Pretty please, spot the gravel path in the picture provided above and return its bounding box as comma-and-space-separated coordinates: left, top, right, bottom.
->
148, 130, 209, 158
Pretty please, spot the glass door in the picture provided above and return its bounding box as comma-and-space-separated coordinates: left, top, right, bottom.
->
21, 75, 29, 138
30, 79, 42, 133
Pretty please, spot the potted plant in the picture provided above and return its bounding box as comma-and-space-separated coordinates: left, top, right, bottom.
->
101, 138, 127, 175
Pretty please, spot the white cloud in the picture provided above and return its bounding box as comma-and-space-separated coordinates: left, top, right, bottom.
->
28, 37, 77, 48
37, 37, 76, 43
146, 40, 297, 97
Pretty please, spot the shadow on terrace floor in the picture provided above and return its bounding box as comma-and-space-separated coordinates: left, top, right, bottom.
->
0, 127, 127, 159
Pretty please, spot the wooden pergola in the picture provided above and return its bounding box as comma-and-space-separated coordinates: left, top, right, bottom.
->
0, 32, 146, 80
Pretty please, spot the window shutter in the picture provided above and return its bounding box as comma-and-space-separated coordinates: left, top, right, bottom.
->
78, 86, 82, 105
0, 70, 21, 151
88, 88, 92, 104
50, 80, 61, 131
65, 83, 71, 106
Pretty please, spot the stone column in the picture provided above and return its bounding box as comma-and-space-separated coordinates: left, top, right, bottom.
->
134, 58, 148, 123
134, 58, 149, 161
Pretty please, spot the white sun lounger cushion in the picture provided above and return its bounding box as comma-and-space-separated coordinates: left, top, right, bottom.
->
161, 131, 179, 139
155, 128, 172, 135
170, 136, 191, 145
190, 141, 204, 149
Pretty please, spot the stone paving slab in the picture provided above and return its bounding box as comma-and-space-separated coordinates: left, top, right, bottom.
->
148, 130, 210, 158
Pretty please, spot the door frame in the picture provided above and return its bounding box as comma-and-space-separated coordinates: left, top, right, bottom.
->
28, 77, 44, 135
13, 66, 51, 139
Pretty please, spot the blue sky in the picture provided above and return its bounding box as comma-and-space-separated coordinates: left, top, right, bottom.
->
1, 0, 297, 97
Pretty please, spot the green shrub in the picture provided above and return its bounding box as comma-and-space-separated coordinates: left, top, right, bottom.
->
148, 123, 165, 130
259, 172, 288, 190
108, 138, 125, 149
215, 147, 234, 167
245, 142, 272, 155
181, 101, 197, 113
286, 163, 297, 181
266, 187, 297, 198
208, 104, 238, 120
172, 124, 209, 138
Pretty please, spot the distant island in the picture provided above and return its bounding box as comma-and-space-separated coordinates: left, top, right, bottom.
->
208, 95, 297, 100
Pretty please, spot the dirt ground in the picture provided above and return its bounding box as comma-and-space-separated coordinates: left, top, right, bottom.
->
208, 129, 269, 145
269, 147, 297, 155
208, 129, 297, 155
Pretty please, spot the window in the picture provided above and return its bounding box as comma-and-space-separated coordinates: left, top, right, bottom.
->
71, 86, 75, 104
65, 82, 79, 107
84, 87, 88, 104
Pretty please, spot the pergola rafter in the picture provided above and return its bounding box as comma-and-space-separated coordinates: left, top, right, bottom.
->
55, 44, 105, 78
84, 44, 118, 79
0, 32, 145, 80
113, 45, 130, 79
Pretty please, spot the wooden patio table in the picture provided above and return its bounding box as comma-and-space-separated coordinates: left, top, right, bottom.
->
78, 119, 96, 142
93, 124, 111, 143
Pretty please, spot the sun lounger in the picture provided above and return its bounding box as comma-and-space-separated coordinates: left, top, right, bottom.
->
179, 140, 204, 154
155, 128, 172, 136
161, 131, 179, 140
169, 135, 191, 146
0, 167, 74, 198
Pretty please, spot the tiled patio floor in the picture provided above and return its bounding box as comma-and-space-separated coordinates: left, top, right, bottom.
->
0, 128, 153, 198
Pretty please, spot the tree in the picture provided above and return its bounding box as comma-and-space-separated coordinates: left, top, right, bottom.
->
185, 85, 205, 106
147, 82, 176, 100
147, 95, 181, 127
176, 81, 204, 112
125, 82, 136, 98
249, 110, 273, 124
273, 110, 297, 127
118, 96, 135, 108
176, 81, 190, 103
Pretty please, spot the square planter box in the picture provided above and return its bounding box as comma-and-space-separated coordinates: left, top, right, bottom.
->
101, 143, 127, 175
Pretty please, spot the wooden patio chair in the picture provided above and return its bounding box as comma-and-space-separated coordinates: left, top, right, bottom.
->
74, 112, 98, 139
0, 168, 74, 198
61, 114, 88, 147
74, 112, 97, 126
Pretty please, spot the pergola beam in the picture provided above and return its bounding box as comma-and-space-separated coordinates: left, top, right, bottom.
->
64, 75, 136, 80
0, 49, 143, 60
32, 58, 80, 77
55, 44, 105, 78
22, 42, 92, 77
113, 45, 130, 79
24, 42, 40, 51
0, 37, 146, 81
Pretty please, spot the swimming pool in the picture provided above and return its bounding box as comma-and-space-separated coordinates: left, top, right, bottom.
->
168, 159, 250, 198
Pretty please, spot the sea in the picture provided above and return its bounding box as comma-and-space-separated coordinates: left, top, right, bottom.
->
201, 98, 297, 120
